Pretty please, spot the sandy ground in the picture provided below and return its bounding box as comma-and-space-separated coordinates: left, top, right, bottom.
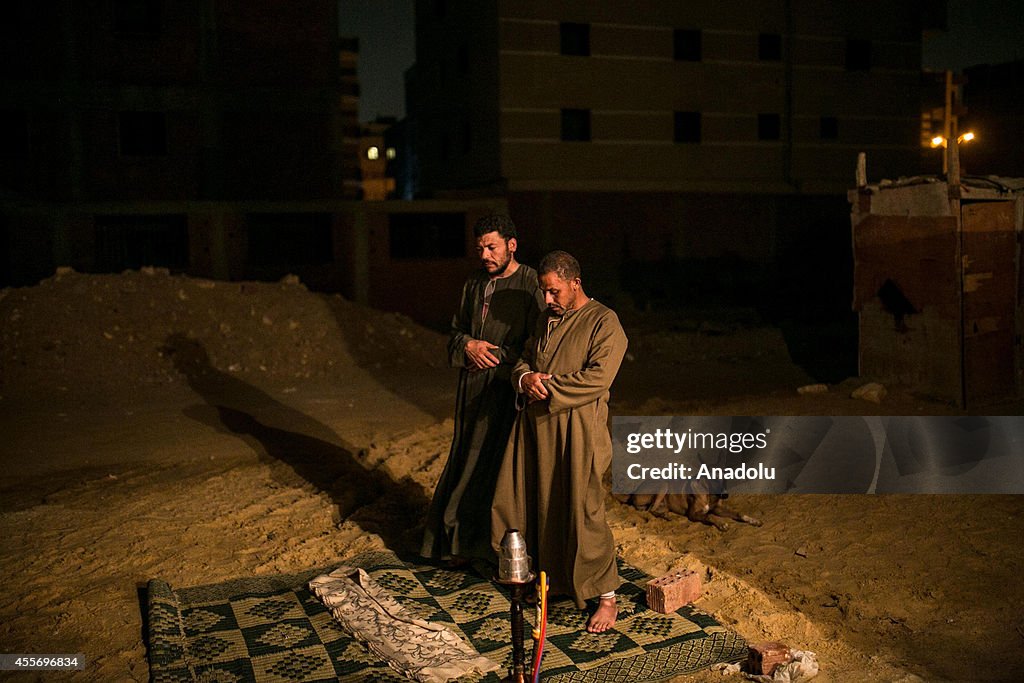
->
1, 270, 1022, 682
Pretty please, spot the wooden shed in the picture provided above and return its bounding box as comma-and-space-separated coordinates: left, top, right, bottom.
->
850, 172, 1023, 407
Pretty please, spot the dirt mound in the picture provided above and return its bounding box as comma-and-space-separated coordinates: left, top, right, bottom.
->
0, 268, 444, 401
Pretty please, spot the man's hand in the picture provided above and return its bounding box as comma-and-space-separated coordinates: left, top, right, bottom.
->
521, 371, 552, 402
465, 339, 500, 370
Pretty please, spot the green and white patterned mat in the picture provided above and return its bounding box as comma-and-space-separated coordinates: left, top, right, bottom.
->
146, 550, 747, 682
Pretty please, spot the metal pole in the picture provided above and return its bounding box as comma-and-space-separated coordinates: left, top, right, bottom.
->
942, 70, 953, 176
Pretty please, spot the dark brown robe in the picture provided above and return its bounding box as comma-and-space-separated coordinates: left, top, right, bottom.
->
421, 264, 543, 561
492, 298, 628, 607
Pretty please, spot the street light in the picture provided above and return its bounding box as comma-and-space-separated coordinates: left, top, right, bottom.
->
930, 131, 977, 148
930, 131, 976, 175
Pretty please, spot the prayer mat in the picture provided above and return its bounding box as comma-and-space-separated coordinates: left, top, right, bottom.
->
147, 550, 747, 682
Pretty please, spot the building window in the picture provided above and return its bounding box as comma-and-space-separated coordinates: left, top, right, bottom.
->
758, 113, 781, 140
673, 29, 701, 61
366, 146, 380, 160
674, 111, 701, 143
561, 109, 591, 142
845, 39, 871, 71
246, 213, 333, 267
820, 116, 839, 140
0, 110, 29, 159
2, 5, 27, 39
759, 33, 782, 61
118, 111, 167, 156
389, 213, 464, 259
560, 22, 590, 57
114, 0, 161, 36
385, 147, 397, 160
460, 120, 472, 155
440, 131, 451, 161
94, 214, 188, 272
457, 43, 469, 74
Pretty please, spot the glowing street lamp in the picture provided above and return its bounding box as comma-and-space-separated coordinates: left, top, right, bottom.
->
930, 131, 977, 148
931, 131, 976, 175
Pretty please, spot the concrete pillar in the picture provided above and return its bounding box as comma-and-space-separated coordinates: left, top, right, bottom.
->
352, 207, 369, 305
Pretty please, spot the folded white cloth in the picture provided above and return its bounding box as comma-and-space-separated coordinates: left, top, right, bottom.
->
309, 566, 499, 683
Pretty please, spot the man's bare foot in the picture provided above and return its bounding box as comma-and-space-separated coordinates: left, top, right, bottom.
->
586, 596, 617, 633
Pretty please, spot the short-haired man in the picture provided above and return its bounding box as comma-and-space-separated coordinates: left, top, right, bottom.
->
492, 250, 629, 633
422, 214, 544, 564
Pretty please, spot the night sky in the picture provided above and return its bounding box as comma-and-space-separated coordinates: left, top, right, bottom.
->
340, 0, 1024, 123
922, 0, 1024, 71
338, 0, 415, 122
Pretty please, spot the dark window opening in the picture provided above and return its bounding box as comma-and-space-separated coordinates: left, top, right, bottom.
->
460, 120, 472, 155
674, 111, 701, 143
560, 22, 590, 56
457, 43, 469, 74
1, 5, 27, 37
674, 29, 701, 61
93, 214, 188, 272
758, 113, 781, 140
845, 38, 871, 71
114, 0, 161, 35
0, 110, 29, 159
389, 212, 464, 259
759, 33, 782, 61
440, 131, 451, 161
877, 278, 917, 332
119, 111, 167, 156
561, 109, 591, 142
820, 116, 839, 140
246, 213, 333, 267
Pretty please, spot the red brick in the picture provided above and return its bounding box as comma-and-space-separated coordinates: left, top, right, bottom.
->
646, 570, 702, 613
747, 641, 791, 675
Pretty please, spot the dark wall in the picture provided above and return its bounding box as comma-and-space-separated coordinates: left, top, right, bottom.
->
508, 190, 853, 321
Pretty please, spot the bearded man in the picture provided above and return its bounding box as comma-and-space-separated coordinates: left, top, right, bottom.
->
492, 250, 628, 633
421, 214, 544, 564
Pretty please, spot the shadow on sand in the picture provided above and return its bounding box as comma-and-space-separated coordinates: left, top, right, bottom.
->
162, 333, 430, 551
323, 295, 455, 421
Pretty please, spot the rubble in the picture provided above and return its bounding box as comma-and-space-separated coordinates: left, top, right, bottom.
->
0, 268, 445, 401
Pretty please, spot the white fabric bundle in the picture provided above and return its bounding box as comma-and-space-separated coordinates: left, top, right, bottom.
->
309, 566, 499, 683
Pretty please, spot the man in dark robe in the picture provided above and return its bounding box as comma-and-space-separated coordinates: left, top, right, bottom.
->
492, 250, 628, 633
421, 214, 544, 564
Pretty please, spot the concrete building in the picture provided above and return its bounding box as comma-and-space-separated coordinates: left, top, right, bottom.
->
408, 1, 938, 316
1, 1, 359, 204
339, 36, 366, 200
0, 2, 363, 290
0, 4, 515, 327
359, 117, 398, 200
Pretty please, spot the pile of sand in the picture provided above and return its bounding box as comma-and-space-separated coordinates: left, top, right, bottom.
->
0, 268, 444, 401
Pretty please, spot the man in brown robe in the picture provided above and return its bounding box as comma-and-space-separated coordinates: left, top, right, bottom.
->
492, 250, 628, 633
421, 215, 544, 563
